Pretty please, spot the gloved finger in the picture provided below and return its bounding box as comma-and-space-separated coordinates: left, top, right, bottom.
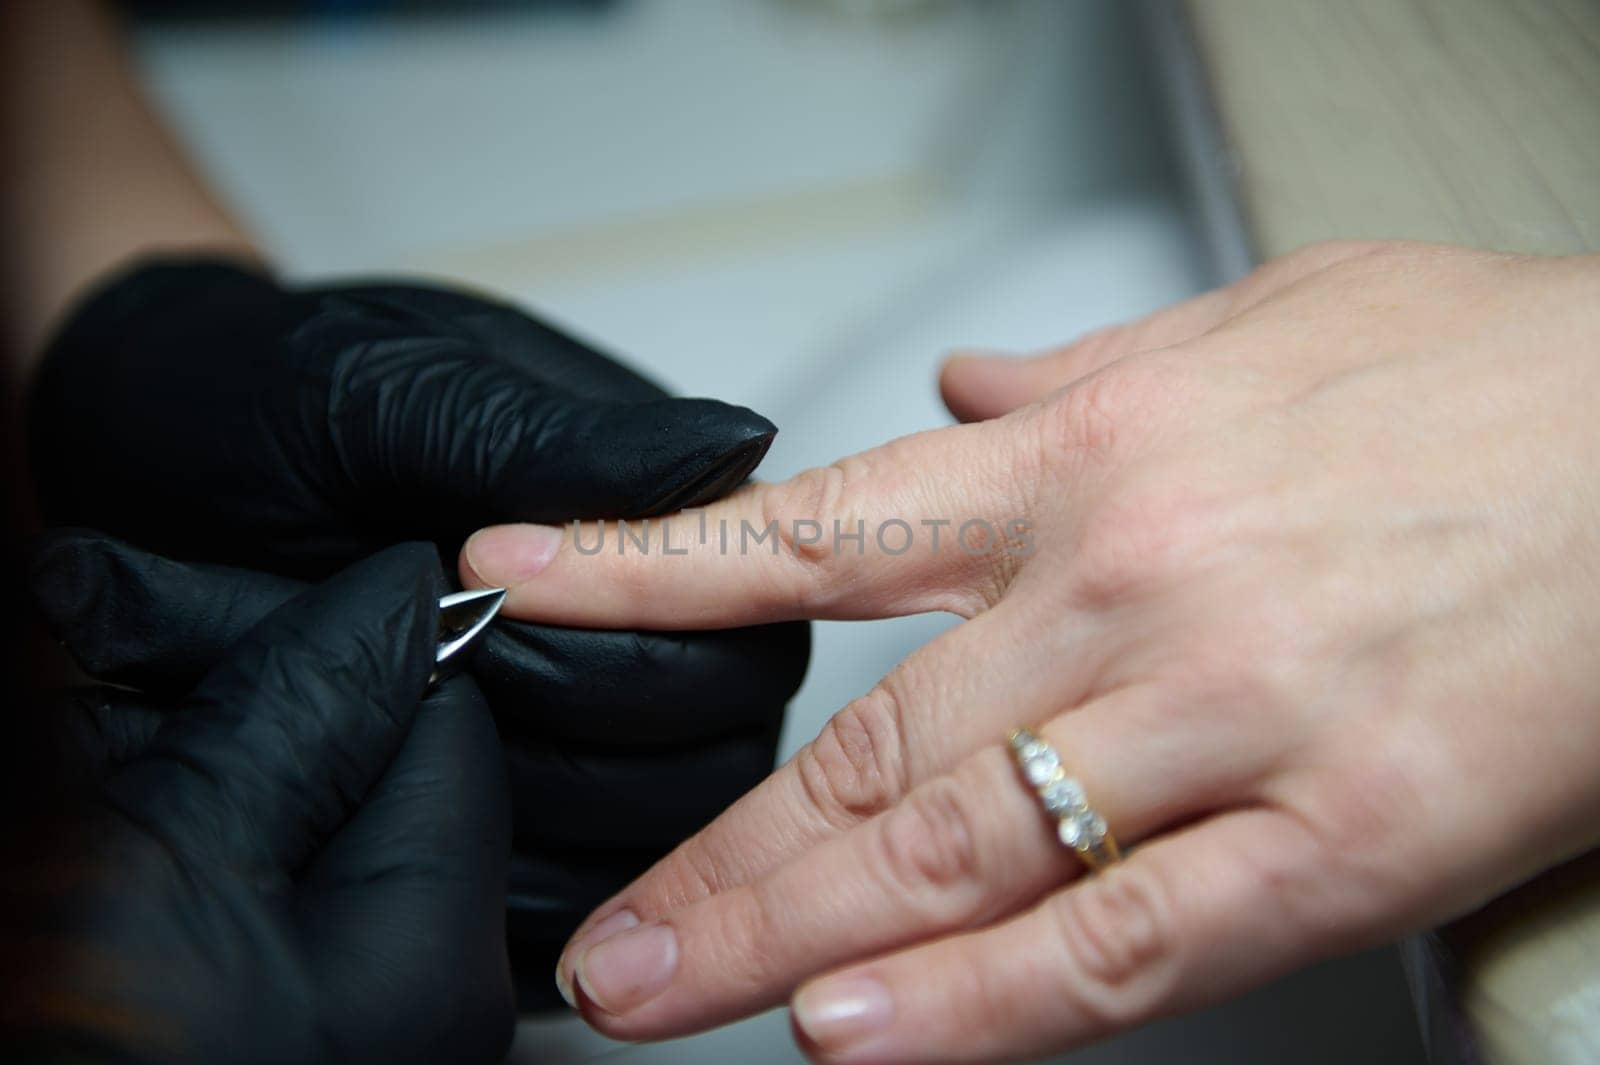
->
49, 687, 169, 777
506, 729, 780, 852
305, 283, 670, 403
296, 674, 515, 1065
300, 305, 780, 532
489, 394, 779, 521
30, 528, 302, 695
337, 363, 781, 537
103, 543, 441, 880
478, 619, 809, 745
34, 530, 809, 745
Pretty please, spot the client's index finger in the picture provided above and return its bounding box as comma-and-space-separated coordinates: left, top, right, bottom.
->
460, 481, 825, 629
461, 421, 1031, 630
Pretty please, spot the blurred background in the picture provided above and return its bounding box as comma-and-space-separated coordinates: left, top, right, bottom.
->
125, 0, 1423, 1061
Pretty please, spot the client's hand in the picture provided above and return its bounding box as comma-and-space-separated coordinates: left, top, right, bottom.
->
5, 544, 513, 1065
463, 242, 1600, 1062
28, 260, 810, 1007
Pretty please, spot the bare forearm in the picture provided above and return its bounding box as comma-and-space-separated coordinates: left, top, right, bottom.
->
1, 0, 261, 373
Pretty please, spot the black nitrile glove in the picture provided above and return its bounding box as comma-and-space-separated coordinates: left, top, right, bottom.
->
3, 544, 514, 1065
30, 260, 777, 576
28, 263, 809, 1008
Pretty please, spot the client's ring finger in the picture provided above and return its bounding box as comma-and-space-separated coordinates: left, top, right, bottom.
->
566, 685, 1271, 1037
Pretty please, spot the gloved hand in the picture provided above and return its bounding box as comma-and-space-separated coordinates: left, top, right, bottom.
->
3, 544, 514, 1065
29, 259, 778, 575
31, 528, 803, 1010
27, 260, 811, 1008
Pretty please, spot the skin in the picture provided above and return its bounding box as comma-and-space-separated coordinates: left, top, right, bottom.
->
461, 240, 1600, 1063
1, 0, 258, 379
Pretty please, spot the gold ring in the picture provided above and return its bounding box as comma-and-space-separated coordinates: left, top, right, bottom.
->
1007, 727, 1122, 872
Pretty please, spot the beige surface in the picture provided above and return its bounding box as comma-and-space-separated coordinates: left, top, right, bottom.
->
1447, 850, 1600, 1065
1180, 2, 1600, 1062
1188, 0, 1600, 258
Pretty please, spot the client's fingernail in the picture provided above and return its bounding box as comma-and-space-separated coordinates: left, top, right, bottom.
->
575, 923, 678, 1016
463, 524, 563, 586
793, 977, 893, 1054
556, 909, 639, 1009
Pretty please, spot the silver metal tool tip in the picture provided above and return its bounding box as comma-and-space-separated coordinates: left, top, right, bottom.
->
432, 587, 507, 680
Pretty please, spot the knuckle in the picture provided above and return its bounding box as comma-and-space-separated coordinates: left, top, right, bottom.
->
1238, 807, 1382, 955
1069, 479, 1221, 609
906, 420, 1034, 616
1294, 757, 1425, 885
709, 886, 786, 987
1258, 771, 1426, 953
649, 833, 738, 912
872, 777, 985, 917
1045, 865, 1179, 1026
1031, 361, 1192, 496
1043, 369, 1132, 468
795, 686, 910, 828
1168, 570, 1340, 729
1179, 616, 1300, 718
761, 461, 866, 608
767, 462, 850, 567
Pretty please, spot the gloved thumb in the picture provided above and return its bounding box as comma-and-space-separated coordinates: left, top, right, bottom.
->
484, 394, 778, 521
30, 528, 304, 695
325, 340, 777, 544
101, 543, 443, 880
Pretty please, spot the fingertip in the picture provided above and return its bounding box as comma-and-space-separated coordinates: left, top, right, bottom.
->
937, 353, 978, 421
633, 398, 778, 513
26, 527, 100, 629
939, 349, 1023, 423
791, 975, 894, 1062
351, 540, 447, 610
259, 541, 444, 693
28, 526, 141, 605
458, 536, 489, 590
696, 398, 779, 447
555, 965, 577, 1010
557, 907, 640, 1007
461, 523, 564, 590
530, 396, 779, 521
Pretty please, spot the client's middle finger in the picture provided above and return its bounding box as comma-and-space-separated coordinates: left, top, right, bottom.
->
566, 683, 1277, 1040
556, 592, 1101, 982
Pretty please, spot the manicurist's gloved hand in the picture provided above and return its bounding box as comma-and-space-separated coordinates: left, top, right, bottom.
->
27, 259, 811, 1008
4, 544, 514, 1065
30, 527, 799, 1011
29, 259, 776, 574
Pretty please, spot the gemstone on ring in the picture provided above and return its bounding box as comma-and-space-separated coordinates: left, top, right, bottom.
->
1041, 777, 1086, 814
1007, 727, 1121, 870
1059, 809, 1106, 849
1022, 747, 1061, 786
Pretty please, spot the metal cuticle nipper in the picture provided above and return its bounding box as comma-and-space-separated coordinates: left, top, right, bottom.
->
430, 587, 507, 685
